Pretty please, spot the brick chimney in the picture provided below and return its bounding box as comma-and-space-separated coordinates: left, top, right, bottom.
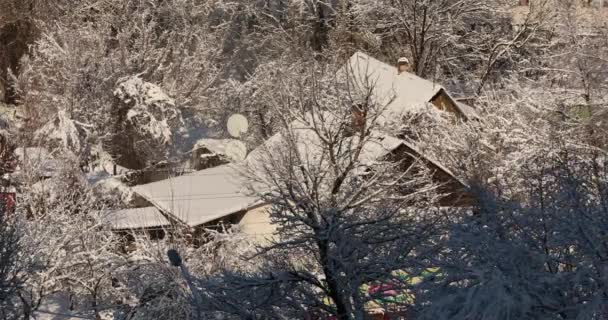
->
350, 103, 367, 135
397, 57, 411, 74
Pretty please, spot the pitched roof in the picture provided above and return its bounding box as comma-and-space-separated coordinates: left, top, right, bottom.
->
245, 114, 405, 171
133, 111, 471, 227
105, 207, 171, 230
132, 164, 261, 227
133, 117, 409, 227
192, 138, 235, 155
456, 101, 480, 121
399, 139, 468, 189
342, 51, 472, 120
244, 114, 470, 199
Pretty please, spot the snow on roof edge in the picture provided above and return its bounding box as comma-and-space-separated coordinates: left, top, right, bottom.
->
348, 51, 470, 120
399, 139, 469, 189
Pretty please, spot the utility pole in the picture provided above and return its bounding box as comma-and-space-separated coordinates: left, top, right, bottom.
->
167, 249, 202, 319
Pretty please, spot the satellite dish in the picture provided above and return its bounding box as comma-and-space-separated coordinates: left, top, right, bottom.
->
225, 140, 247, 162
227, 114, 249, 138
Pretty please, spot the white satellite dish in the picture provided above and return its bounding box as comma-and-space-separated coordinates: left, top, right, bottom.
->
225, 140, 247, 162
227, 114, 249, 138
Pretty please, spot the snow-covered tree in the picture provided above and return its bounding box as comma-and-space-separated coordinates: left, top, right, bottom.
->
0, 205, 24, 320
11, 0, 229, 168
190, 64, 453, 320
13, 156, 121, 317
415, 143, 608, 320
9, 150, 265, 319
0, 134, 24, 320
344, 0, 553, 94
0, 134, 16, 177
2, 0, 607, 318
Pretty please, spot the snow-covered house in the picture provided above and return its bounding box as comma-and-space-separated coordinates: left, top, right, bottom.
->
133, 164, 260, 228
187, 138, 233, 170
115, 117, 472, 242
129, 163, 268, 241
104, 206, 171, 241
106, 52, 477, 241
245, 116, 473, 208
342, 51, 479, 122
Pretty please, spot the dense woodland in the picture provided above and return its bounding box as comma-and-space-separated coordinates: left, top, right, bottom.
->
1, 0, 608, 319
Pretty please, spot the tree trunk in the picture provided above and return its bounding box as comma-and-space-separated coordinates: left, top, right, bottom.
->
318, 238, 351, 320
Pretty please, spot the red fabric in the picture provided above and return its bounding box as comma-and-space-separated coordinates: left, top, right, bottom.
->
0, 193, 15, 214
369, 283, 396, 296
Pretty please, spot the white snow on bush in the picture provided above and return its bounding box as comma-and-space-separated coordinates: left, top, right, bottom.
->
35, 109, 82, 150
114, 76, 175, 108
114, 76, 180, 144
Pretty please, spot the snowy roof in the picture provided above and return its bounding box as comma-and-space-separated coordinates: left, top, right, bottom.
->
133, 164, 261, 227
192, 138, 234, 155
243, 114, 470, 192
105, 207, 171, 230
456, 101, 480, 121
134, 116, 406, 227
399, 140, 468, 189
252, 112, 467, 186
245, 115, 406, 173
134, 112, 468, 227
342, 51, 470, 120
89, 172, 135, 204
360, 134, 406, 163
99, 160, 132, 176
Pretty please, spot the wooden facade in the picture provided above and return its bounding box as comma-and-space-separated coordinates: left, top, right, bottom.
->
387, 144, 475, 207
430, 89, 465, 121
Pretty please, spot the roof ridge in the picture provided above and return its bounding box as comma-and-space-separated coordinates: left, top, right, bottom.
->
346, 51, 471, 120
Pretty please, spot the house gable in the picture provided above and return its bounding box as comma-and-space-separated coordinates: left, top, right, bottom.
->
430, 89, 466, 120
343, 51, 472, 121
387, 142, 474, 207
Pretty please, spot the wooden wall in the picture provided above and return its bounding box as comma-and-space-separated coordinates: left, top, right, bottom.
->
430, 89, 464, 120
238, 204, 276, 243
388, 144, 475, 207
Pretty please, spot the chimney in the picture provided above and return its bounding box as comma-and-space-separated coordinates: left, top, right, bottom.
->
397, 57, 410, 74
350, 104, 367, 135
